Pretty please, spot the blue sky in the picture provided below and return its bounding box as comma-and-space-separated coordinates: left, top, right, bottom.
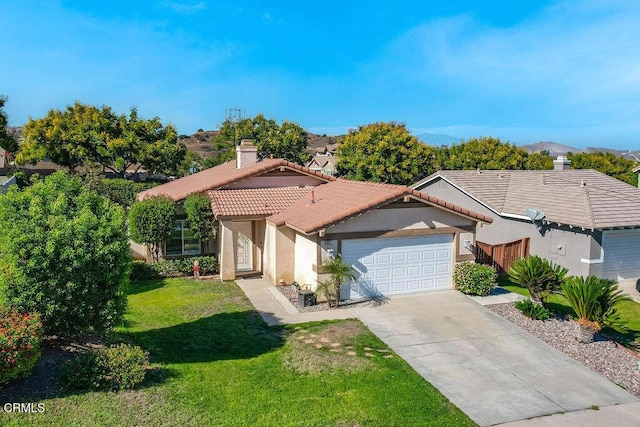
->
1, 0, 639, 149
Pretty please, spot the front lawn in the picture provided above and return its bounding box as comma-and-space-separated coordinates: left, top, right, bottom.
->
1, 278, 473, 426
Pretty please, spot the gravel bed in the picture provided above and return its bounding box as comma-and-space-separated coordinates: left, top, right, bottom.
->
488, 302, 640, 396
275, 285, 367, 313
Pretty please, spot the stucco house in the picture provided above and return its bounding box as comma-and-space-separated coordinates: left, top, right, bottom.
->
305, 155, 338, 176
137, 140, 491, 298
413, 157, 640, 281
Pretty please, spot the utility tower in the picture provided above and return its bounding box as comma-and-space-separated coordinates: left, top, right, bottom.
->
225, 108, 245, 145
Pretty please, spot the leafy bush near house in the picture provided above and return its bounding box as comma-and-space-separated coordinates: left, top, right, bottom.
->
561, 276, 630, 332
129, 195, 177, 263
453, 262, 497, 296
508, 256, 568, 304
184, 193, 216, 241
59, 343, 149, 392
130, 261, 161, 281
0, 307, 43, 384
515, 298, 551, 320
130, 256, 219, 280
0, 172, 131, 336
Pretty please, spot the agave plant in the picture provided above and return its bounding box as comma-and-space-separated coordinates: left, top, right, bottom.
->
508, 255, 568, 304
320, 256, 356, 307
561, 276, 630, 342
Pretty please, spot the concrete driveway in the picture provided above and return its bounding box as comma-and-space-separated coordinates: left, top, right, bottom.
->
354, 291, 638, 426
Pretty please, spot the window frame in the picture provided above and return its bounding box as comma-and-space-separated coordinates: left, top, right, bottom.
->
165, 219, 201, 256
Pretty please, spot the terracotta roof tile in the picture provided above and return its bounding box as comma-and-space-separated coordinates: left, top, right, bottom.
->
416, 169, 640, 229
209, 187, 313, 217
137, 159, 335, 201
268, 179, 491, 234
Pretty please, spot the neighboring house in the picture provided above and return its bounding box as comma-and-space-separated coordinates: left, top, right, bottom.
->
305, 155, 338, 176
413, 157, 640, 281
138, 140, 491, 298
0, 175, 16, 194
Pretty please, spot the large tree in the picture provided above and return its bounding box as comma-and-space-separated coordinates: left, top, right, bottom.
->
0, 172, 131, 335
336, 122, 434, 185
0, 96, 18, 153
434, 136, 533, 171
17, 102, 186, 176
211, 113, 311, 165
567, 151, 636, 186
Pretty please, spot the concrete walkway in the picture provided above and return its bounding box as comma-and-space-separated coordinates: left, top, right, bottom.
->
237, 277, 640, 426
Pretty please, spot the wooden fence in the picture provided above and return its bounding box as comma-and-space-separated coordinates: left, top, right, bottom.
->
476, 237, 530, 274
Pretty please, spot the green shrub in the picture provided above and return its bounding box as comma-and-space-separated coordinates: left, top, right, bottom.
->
130, 256, 218, 280
515, 298, 551, 320
59, 343, 149, 392
508, 256, 568, 304
453, 262, 497, 296
130, 261, 160, 281
184, 193, 216, 241
0, 307, 43, 384
561, 276, 630, 332
0, 172, 131, 336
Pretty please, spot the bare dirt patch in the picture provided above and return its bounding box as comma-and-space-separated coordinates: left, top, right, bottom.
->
282, 320, 392, 374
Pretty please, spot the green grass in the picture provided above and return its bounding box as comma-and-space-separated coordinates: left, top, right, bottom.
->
499, 276, 640, 345
1, 278, 473, 426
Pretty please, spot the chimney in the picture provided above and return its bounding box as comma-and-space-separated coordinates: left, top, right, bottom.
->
553, 155, 571, 171
235, 139, 258, 169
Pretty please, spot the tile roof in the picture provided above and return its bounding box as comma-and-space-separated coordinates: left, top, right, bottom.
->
416, 169, 640, 229
268, 179, 492, 234
137, 159, 335, 201
209, 186, 313, 217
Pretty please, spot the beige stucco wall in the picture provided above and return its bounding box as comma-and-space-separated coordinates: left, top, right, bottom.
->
327, 206, 474, 234
419, 177, 595, 277
219, 219, 235, 280
263, 222, 277, 283
274, 226, 296, 284
294, 233, 319, 289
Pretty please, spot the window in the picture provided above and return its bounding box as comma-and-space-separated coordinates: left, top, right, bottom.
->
165, 220, 201, 256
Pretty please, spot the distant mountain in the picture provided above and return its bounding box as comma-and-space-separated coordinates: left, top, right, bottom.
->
521, 141, 639, 160
520, 141, 579, 155
416, 133, 462, 146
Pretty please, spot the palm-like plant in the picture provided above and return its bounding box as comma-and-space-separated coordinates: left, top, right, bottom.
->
561, 276, 629, 337
315, 279, 337, 308
508, 255, 568, 304
321, 256, 356, 307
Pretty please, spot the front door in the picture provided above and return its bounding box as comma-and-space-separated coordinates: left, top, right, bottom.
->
234, 221, 253, 271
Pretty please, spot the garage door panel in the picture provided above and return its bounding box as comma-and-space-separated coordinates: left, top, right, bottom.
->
343, 235, 453, 298
603, 230, 640, 280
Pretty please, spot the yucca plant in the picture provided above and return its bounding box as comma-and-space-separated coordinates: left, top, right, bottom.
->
561, 276, 630, 342
321, 256, 356, 307
508, 255, 568, 304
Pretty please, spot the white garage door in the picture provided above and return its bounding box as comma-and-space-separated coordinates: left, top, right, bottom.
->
602, 229, 640, 280
342, 234, 453, 298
